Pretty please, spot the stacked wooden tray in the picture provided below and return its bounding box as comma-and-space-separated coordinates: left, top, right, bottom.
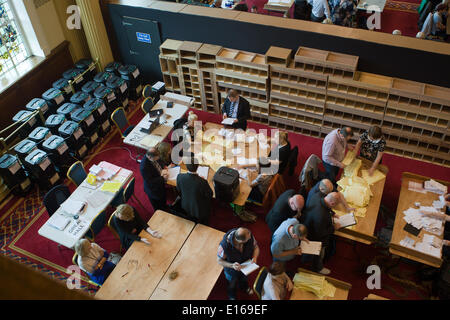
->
159, 39, 183, 94
197, 44, 222, 113
177, 41, 203, 110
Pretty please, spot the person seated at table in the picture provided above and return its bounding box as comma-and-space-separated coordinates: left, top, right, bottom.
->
262, 261, 294, 300
271, 218, 308, 263
157, 142, 173, 167
176, 154, 213, 225
266, 190, 305, 234
269, 131, 291, 174
240, 157, 276, 203
307, 179, 354, 213
140, 147, 170, 212
222, 89, 251, 131
113, 204, 162, 250
217, 227, 260, 300
300, 192, 341, 275
353, 126, 386, 176
75, 239, 121, 285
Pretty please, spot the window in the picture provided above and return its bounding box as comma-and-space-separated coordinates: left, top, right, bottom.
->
0, 0, 30, 77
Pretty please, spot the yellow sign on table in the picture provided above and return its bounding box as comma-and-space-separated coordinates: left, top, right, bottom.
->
86, 173, 97, 185
101, 181, 122, 193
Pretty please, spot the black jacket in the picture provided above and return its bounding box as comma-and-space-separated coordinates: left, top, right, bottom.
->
265, 189, 297, 233
140, 156, 166, 201
113, 209, 148, 250
176, 173, 213, 225
300, 192, 334, 245
269, 142, 291, 174
221, 96, 251, 131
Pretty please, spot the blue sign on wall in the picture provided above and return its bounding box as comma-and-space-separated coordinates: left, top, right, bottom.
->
136, 32, 151, 44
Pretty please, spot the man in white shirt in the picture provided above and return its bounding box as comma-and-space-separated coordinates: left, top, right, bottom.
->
308, 0, 331, 22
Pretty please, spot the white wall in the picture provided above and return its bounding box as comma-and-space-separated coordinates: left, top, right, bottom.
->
11, 0, 66, 57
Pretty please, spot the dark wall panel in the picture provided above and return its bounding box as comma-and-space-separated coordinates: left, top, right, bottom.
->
108, 4, 450, 87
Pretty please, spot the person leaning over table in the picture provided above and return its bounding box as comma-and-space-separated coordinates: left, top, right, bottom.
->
75, 239, 121, 285
300, 192, 342, 275
222, 89, 251, 131
322, 126, 354, 186
140, 147, 172, 212
112, 204, 162, 250
157, 142, 173, 168
265, 190, 305, 234
176, 153, 213, 225
307, 179, 354, 213
271, 218, 308, 263
262, 261, 294, 300
353, 126, 386, 177
217, 227, 260, 300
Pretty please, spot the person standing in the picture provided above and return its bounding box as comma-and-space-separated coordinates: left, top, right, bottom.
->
308, 0, 332, 22
322, 126, 354, 185
140, 147, 169, 212
271, 218, 308, 263
265, 190, 305, 234
354, 126, 386, 176
217, 227, 260, 300
222, 89, 251, 131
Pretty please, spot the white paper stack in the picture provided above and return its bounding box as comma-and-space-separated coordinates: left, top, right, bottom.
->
337, 213, 357, 228
60, 199, 86, 216
89, 164, 103, 175
168, 166, 181, 181
49, 214, 71, 231
424, 179, 447, 195
399, 236, 415, 248
222, 118, 235, 126
240, 260, 260, 276
300, 241, 322, 255
408, 181, 427, 194
414, 234, 442, 258
197, 166, 209, 180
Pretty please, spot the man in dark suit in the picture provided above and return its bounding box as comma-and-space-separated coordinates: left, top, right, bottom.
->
221, 89, 251, 131
176, 154, 213, 225
140, 147, 168, 212
265, 189, 305, 234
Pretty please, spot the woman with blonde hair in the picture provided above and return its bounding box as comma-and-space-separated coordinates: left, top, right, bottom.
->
75, 239, 121, 285
112, 204, 162, 250
157, 142, 173, 167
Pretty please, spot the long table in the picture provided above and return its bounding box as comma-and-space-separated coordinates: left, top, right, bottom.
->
38, 162, 133, 249
334, 157, 389, 245
95, 210, 225, 300
389, 172, 449, 268
263, 0, 295, 17
123, 97, 189, 150
290, 268, 352, 300
167, 122, 270, 206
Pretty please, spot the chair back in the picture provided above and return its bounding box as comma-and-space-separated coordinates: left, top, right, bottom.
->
262, 174, 286, 212
43, 184, 71, 217
111, 107, 130, 137
253, 267, 268, 300
142, 84, 153, 99
123, 178, 135, 203
67, 161, 87, 186
141, 97, 155, 114
107, 213, 121, 242
85, 210, 107, 241
72, 252, 79, 266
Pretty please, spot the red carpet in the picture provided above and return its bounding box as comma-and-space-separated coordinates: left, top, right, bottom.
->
1, 102, 449, 299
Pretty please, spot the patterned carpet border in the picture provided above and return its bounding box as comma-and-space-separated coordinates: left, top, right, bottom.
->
385, 0, 420, 13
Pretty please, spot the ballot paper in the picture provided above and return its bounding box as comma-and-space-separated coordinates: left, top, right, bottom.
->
336, 213, 357, 228
300, 241, 322, 255
400, 236, 415, 248
361, 169, 386, 185
87, 191, 110, 208
293, 272, 336, 299
414, 234, 442, 258
408, 181, 427, 194
424, 179, 447, 195
168, 166, 181, 181
240, 260, 260, 276
403, 206, 444, 236
355, 207, 367, 218
89, 164, 103, 175
342, 151, 356, 166
197, 166, 209, 180
344, 159, 362, 178
338, 176, 372, 207
222, 118, 235, 126
101, 181, 122, 193
48, 214, 71, 231
60, 199, 86, 216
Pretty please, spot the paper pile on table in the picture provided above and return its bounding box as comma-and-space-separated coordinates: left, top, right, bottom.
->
403, 207, 443, 236
293, 272, 336, 299
415, 234, 442, 258
362, 169, 386, 185
424, 179, 447, 195
338, 176, 372, 207
344, 158, 362, 178
408, 181, 427, 194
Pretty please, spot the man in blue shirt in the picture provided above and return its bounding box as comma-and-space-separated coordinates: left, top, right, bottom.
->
271, 218, 308, 263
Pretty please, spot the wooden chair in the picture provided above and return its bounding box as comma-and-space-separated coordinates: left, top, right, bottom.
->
67, 161, 87, 187
253, 267, 268, 300
72, 252, 101, 287
247, 174, 287, 212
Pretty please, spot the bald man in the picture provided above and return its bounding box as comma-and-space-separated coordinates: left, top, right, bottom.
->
307, 179, 354, 212
217, 227, 260, 300
265, 190, 305, 234
140, 147, 169, 211
300, 192, 341, 274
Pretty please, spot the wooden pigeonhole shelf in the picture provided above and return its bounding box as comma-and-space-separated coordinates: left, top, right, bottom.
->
159, 39, 183, 94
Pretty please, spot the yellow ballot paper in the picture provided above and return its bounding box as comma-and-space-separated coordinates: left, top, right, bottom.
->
355, 207, 367, 218
86, 173, 97, 185
342, 151, 356, 166
338, 176, 372, 208
362, 169, 386, 185
101, 181, 122, 193
344, 158, 362, 178
293, 272, 336, 299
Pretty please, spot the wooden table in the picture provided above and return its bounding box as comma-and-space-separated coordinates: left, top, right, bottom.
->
389, 172, 449, 268
264, 0, 295, 18
95, 210, 195, 300
334, 157, 389, 245
168, 122, 271, 206
123, 98, 189, 150
38, 162, 133, 249
150, 224, 225, 300
357, 0, 387, 12
290, 268, 352, 300
364, 294, 389, 300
